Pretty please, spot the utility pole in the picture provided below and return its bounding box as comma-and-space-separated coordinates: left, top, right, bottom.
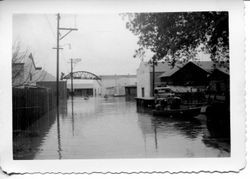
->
56, 13, 60, 107
68, 58, 81, 97
152, 58, 156, 97
70, 58, 74, 96
54, 13, 78, 107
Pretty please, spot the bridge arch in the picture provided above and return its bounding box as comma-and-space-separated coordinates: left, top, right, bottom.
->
62, 71, 101, 80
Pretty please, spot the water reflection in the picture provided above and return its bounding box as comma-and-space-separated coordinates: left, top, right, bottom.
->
137, 107, 229, 157
56, 106, 62, 159
153, 122, 158, 150
14, 97, 230, 159
71, 96, 75, 136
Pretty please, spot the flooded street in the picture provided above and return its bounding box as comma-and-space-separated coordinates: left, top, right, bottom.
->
14, 96, 230, 159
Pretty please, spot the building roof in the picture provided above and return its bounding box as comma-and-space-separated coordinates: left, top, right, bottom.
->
191, 61, 214, 72
215, 66, 230, 75
157, 64, 183, 78
13, 53, 42, 69
100, 74, 136, 79
34, 70, 56, 81
159, 61, 216, 78
28, 53, 42, 70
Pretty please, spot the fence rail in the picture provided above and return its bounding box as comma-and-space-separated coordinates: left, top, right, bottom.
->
13, 87, 56, 131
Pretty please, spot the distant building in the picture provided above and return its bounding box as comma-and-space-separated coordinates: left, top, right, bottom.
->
65, 80, 101, 97
100, 74, 137, 96
59, 74, 136, 97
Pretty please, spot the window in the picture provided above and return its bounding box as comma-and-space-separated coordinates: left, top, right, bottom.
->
29, 72, 32, 81
142, 87, 145, 97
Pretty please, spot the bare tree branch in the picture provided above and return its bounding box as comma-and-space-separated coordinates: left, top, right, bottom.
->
12, 41, 46, 87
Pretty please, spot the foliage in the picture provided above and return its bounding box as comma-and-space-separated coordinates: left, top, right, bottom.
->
123, 12, 229, 66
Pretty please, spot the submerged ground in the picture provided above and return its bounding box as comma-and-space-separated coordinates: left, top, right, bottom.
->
13, 96, 230, 159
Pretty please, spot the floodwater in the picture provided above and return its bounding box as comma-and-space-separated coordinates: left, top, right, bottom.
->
13, 96, 230, 159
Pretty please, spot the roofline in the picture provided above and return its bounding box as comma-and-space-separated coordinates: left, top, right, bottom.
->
159, 61, 213, 78
28, 53, 42, 70
174, 61, 213, 73
213, 68, 230, 75
13, 62, 25, 65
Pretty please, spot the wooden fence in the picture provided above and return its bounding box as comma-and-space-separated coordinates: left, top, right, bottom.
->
13, 87, 56, 131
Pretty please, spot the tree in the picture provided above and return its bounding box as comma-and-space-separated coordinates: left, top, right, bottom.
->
12, 41, 46, 87
123, 12, 229, 66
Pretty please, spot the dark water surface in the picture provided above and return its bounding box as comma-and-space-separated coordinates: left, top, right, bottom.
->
14, 97, 230, 159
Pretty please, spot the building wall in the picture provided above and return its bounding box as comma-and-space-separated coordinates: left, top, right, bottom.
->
12, 59, 37, 86
93, 80, 102, 96
136, 61, 178, 98
74, 88, 93, 96
136, 63, 151, 98
100, 75, 137, 96
105, 87, 116, 96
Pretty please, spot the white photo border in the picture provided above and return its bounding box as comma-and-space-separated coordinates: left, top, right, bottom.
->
0, 0, 245, 174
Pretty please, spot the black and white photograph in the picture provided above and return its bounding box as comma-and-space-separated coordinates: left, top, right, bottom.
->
12, 11, 230, 159
0, 0, 246, 175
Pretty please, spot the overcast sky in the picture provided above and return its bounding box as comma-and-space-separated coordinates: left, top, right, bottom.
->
13, 14, 142, 77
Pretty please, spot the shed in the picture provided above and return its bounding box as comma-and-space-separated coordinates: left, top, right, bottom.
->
159, 61, 214, 86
